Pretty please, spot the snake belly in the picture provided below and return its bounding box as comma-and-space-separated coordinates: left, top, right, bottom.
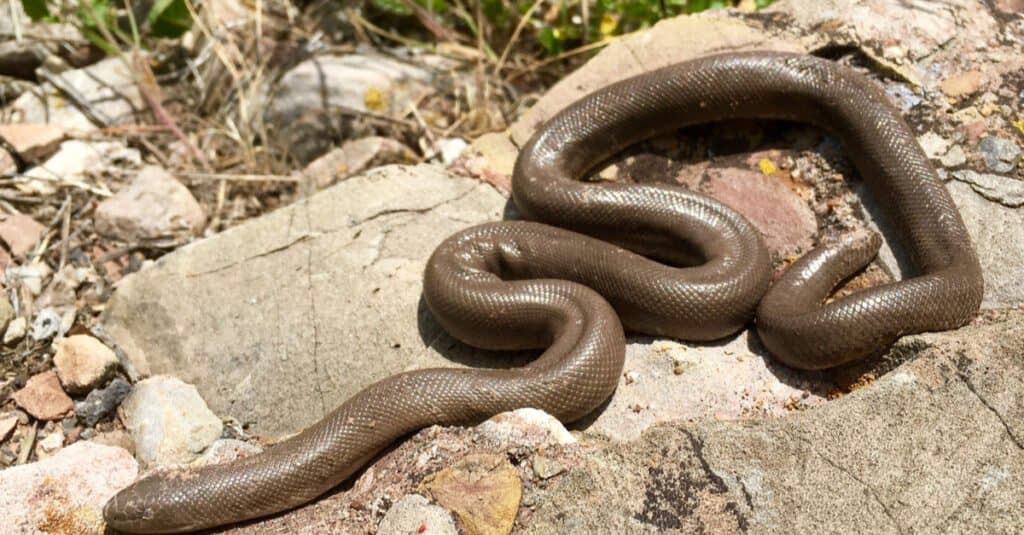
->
103, 51, 982, 533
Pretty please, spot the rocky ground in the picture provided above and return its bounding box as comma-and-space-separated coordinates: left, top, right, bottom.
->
1, 0, 1022, 533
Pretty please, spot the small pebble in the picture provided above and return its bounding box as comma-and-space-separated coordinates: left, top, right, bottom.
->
120, 375, 223, 467
979, 136, 1021, 173
0, 214, 46, 257
377, 494, 458, 535
30, 308, 62, 341
54, 335, 120, 394
75, 379, 131, 427
532, 455, 567, 480
940, 145, 967, 167
12, 370, 74, 421
4, 317, 26, 344
38, 428, 64, 454
437, 137, 468, 165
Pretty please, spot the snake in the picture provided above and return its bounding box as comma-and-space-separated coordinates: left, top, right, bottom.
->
103, 51, 983, 533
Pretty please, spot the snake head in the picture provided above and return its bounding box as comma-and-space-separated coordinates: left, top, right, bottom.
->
103, 473, 204, 534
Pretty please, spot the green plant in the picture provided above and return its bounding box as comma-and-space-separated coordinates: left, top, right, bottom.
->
365, 0, 776, 57
20, 0, 193, 54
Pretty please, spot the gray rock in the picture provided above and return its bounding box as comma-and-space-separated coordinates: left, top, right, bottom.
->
917, 132, 951, 159
269, 53, 434, 162
0, 441, 137, 533
119, 375, 223, 467
94, 166, 207, 242
952, 170, 1024, 207
940, 144, 967, 167
978, 136, 1021, 173
75, 378, 131, 427
30, 308, 62, 341
521, 313, 1024, 533
581, 332, 828, 442
21, 139, 140, 196
377, 494, 458, 535
532, 455, 567, 480
54, 334, 120, 394
764, 0, 975, 61
103, 165, 506, 437
8, 57, 144, 132
948, 181, 1024, 308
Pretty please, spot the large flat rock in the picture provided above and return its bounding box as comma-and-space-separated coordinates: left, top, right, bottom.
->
522, 313, 1024, 533
104, 165, 507, 436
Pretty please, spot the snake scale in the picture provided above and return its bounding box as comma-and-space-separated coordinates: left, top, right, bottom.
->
103, 51, 983, 533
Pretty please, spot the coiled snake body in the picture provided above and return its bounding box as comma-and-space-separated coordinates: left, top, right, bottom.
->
104, 52, 983, 533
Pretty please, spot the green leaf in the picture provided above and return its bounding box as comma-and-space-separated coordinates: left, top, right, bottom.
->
371, 0, 411, 15
686, 0, 710, 13
417, 0, 449, 12
147, 0, 192, 37
537, 26, 561, 55
20, 0, 51, 21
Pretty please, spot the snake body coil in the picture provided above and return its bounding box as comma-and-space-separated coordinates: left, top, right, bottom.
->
103, 52, 983, 533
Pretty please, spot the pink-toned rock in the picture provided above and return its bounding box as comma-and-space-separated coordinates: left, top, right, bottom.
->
94, 166, 206, 242
0, 213, 45, 257
12, 371, 74, 421
0, 441, 138, 534
961, 120, 988, 144
53, 334, 120, 394
994, 0, 1024, 13
702, 167, 817, 258
0, 123, 64, 162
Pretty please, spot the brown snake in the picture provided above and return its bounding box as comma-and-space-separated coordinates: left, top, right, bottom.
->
103, 51, 983, 533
